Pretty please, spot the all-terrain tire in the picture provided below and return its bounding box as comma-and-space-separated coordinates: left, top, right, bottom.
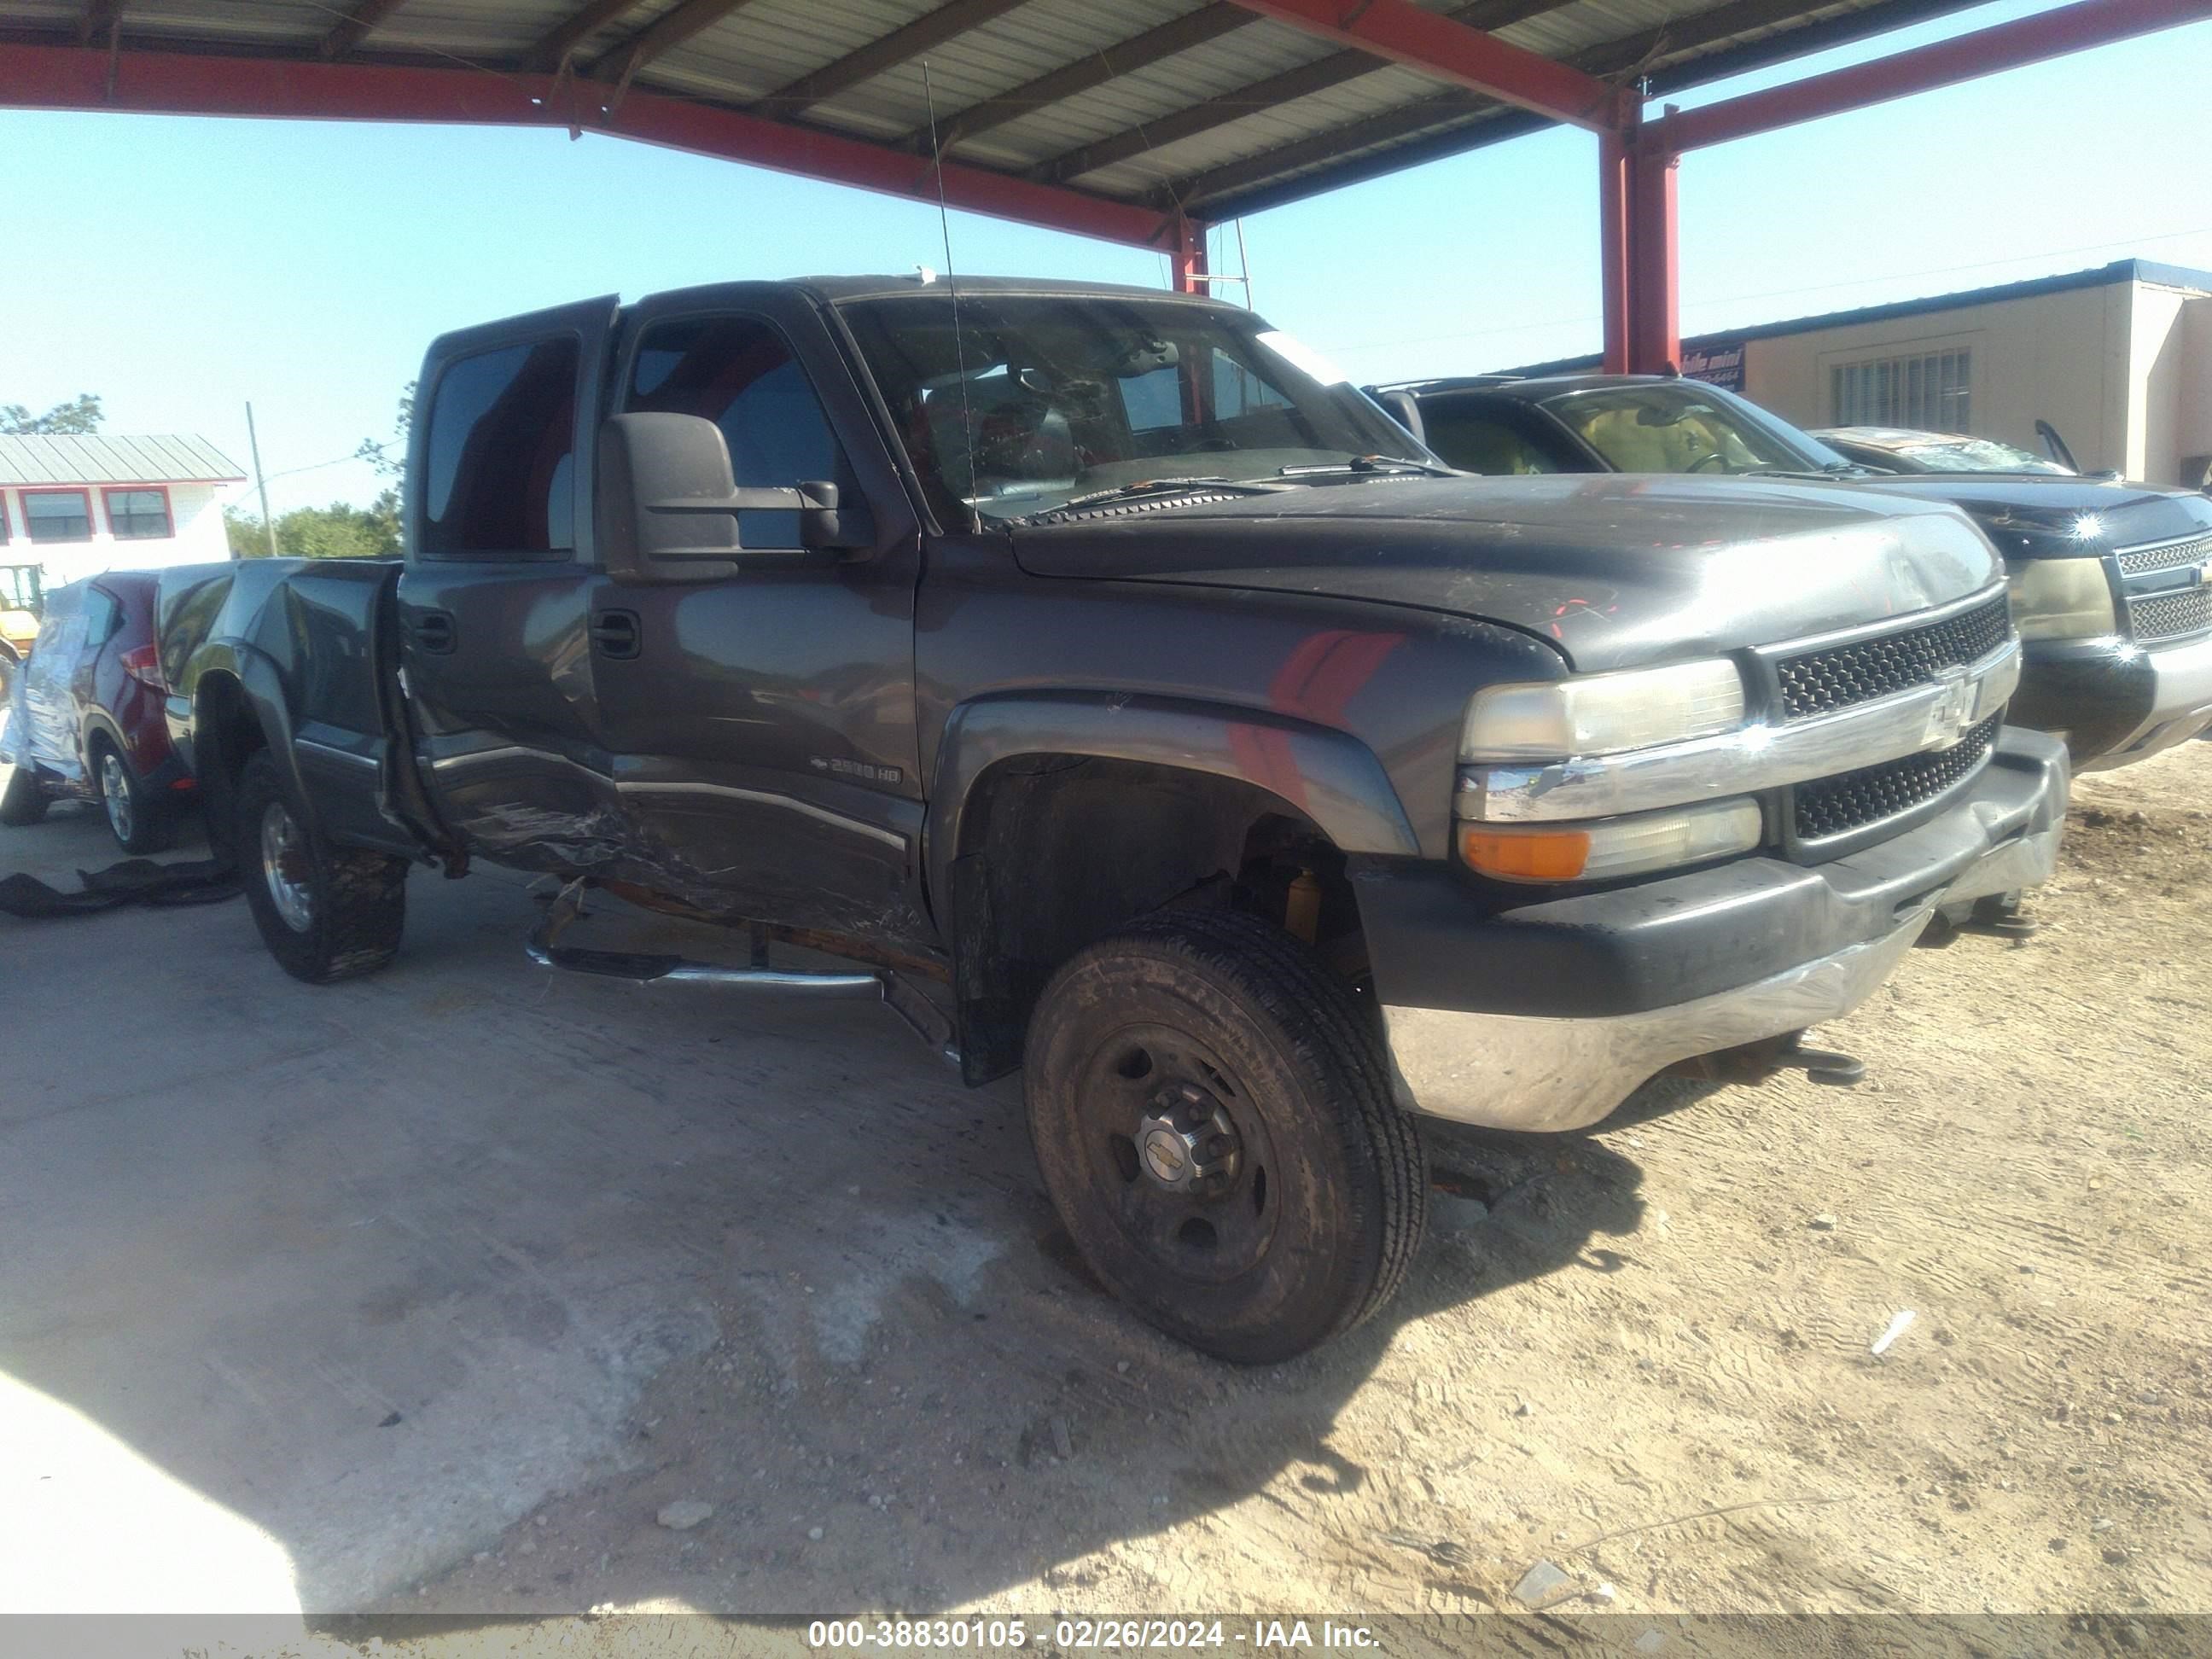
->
1024, 907, 1426, 1364
236, 748, 408, 983
93, 737, 176, 855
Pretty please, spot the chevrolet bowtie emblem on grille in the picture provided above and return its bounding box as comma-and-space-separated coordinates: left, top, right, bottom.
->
1922, 667, 1979, 750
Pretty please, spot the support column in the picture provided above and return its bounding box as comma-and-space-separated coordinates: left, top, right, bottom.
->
1172, 216, 1209, 294
1598, 128, 1630, 374
1626, 119, 1679, 375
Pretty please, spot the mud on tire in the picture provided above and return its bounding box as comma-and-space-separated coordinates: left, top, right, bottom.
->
236, 748, 408, 983
1024, 908, 1426, 1364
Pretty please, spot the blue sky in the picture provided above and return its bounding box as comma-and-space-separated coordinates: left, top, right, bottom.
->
5, 0, 2209, 513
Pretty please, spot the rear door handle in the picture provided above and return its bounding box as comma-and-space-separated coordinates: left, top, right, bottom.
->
408, 609, 456, 654
591, 610, 641, 660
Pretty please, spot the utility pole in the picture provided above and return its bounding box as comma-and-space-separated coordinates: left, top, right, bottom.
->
244, 401, 276, 557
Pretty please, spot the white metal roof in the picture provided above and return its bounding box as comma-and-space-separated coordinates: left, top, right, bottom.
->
0, 434, 247, 486
0, 0, 1992, 219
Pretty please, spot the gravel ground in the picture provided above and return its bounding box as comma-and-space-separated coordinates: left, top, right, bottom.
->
408, 743, 2212, 1623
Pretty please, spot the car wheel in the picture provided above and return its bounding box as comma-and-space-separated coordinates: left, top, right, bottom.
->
0, 759, 44, 827
0, 649, 43, 828
96, 741, 175, 855
1024, 908, 1426, 1364
236, 748, 409, 983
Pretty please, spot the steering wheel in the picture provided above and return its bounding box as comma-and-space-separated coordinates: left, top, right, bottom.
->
1687, 451, 1731, 473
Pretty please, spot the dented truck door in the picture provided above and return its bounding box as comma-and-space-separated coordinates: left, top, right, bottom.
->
397, 297, 624, 876
587, 287, 933, 946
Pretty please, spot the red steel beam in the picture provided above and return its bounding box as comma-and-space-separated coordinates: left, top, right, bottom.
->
1172, 218, 1208, 294
1597, 129, 1629, 375
1626, 138, 1679, 374
0, 43, 1178, 250
1219, 0, 1626, 131
1668, 0, 2212, 150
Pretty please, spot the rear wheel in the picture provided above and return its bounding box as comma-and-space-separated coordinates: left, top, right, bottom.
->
1024, 909, 1426, 1364
236, 749, 408, 982
95, 741, 174, 855
0, 760, 44, 827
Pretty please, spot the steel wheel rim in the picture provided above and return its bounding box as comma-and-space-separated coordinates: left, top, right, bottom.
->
259, 800, 314, 933
1076, 1022, 1281, 1286
101, 753, 132, 842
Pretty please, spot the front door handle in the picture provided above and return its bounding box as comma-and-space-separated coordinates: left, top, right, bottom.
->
408, 609, 456, 654
591, 610, 641, 660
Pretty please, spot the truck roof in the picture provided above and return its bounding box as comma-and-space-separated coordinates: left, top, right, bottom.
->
738, 273, 1239, 307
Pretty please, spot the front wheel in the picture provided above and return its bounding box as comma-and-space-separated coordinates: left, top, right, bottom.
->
236, 749, 408, 983
1024, 909, 1426, 1364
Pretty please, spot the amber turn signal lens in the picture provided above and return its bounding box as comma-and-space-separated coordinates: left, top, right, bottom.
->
1458, 824, 1592, 881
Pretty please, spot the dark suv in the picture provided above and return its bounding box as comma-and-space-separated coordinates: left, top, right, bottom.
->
0, 570, 195, 851
1374, 373, 2212, 771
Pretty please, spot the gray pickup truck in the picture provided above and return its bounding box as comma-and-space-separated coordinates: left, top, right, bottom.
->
160, 276, 2067, 1361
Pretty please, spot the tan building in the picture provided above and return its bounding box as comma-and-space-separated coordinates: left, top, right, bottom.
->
1514, 259, 2212, 488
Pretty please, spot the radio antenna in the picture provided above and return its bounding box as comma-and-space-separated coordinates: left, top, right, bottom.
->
922, 59, 983, 534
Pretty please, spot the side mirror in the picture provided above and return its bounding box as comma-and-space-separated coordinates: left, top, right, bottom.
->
597, 412, 871, 579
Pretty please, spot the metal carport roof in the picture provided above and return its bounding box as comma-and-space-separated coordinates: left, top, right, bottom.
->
3, 0, 2209, 368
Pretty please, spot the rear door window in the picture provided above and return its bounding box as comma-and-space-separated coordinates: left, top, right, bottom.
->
80, 587, 122, 647
418, 338, 580, 559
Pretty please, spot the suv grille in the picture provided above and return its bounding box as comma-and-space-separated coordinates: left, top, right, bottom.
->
1793, 717, 2000, 842
2128, 585, 2212, 643
1775, 596, 2011, 720
2116, 534, 2211, 579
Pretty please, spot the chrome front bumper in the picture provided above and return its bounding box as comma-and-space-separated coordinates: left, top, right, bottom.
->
1380, 733, 2068, 1134
2086, 632, 2212, 771
1384, 909, 1931, 1133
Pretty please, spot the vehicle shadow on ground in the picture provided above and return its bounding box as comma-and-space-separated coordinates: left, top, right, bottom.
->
1, 808, 1653, 1618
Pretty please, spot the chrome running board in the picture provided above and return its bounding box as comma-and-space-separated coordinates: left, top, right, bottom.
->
526, 880, 958, 1062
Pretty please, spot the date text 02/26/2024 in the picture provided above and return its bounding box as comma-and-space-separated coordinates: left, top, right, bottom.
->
806, 1619, 1382, 1650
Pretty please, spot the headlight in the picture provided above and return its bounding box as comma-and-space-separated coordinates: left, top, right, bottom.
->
2007, 558, 2115, 641
1462, 659, 1745, 761
1458, 798, 1763, 883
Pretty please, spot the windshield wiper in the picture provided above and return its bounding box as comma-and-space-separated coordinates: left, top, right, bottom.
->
1038, 476, 1290, 514
1278, 455, 1455, 478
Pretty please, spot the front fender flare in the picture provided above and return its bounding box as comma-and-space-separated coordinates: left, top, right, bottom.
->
924, 690, 1421, 912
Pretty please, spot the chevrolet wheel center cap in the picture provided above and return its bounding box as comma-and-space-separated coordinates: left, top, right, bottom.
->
1143, 1128, 1189, 1183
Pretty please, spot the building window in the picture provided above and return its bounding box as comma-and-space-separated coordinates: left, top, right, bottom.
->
0, 495, 9, 544
24, 489, 93, 543
1831, 350, 1970, 432
103, 487, 173, 539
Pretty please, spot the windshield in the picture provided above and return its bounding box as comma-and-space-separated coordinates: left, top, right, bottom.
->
1888, 437, 2071, 474
838, 292, 1436, 521
1542, 382, 1845, 475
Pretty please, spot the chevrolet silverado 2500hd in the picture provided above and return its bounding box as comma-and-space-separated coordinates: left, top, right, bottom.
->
160, 276, 2067, 1361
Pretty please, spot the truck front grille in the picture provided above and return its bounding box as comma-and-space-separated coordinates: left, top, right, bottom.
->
2128, 585, 2212, 643
1775, 595, 2011, 720
1792, 717, 2000, 842
2115, 534, 2211, 579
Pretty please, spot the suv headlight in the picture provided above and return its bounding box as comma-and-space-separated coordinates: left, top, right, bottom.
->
2007, 557, 2115, 641
1462, 659, 1745, 761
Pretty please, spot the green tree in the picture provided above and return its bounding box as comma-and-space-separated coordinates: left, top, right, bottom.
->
1, 393, 104, 434
226, 493, 401, 562
355, 381, 415, 480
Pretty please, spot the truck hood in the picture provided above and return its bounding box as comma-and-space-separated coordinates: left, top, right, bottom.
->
1010, 474, 2000, 673
1833, 474, 2212, 558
